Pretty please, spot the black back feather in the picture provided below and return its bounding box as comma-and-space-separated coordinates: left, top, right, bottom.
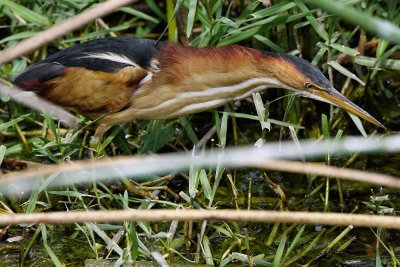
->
14, 37, 164, 87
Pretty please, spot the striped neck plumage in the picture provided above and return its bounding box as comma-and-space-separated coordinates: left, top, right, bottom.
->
129, 46, 292, 119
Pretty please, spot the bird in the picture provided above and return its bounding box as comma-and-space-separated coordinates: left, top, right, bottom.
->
14, 37, 384, 138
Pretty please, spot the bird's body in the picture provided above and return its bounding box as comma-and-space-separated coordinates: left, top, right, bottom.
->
14, 37, 383, 134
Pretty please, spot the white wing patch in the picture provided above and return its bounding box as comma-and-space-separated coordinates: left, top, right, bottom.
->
139, 72, 153, 85
80, 52, 140, 67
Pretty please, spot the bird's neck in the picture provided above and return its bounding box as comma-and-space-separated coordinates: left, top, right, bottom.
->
128, 44, 290, 119
156, 43, 287, 88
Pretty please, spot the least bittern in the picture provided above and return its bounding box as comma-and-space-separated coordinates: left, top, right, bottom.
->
14, 37, 384, 137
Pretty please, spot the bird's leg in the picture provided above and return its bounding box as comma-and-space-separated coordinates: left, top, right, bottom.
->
89, 123, 112, 148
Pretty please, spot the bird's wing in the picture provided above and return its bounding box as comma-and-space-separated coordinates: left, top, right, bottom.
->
13, 37, 163, 115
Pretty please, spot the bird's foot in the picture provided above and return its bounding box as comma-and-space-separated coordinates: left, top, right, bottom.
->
89, 124, 111, 148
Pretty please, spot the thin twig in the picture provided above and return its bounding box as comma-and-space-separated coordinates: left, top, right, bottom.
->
1, 209, 400, 229
0, 0, 138, 65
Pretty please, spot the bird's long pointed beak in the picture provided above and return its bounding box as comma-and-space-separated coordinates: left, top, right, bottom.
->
313, 88, 385, 128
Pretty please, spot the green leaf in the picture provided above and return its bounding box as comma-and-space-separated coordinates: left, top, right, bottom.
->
253, 34, 285, 53
42, 226, 63, 267
218, 26, 261, 46
219, 16, 239, 29
273, 231, 287, 267
283, 225, 305, 262
348, 113, 367, 137
139, 120, 174, 153
145, 0, 166, 20
199, 169, 212, 200
252, 93, 271, 131
321, 114, 330, 139
0, 114, 30, 132
186, 0, 198, 38
0, 31, 37, 44
328, 61, 366, 86
178, 117, 199, 144
202, 236, 214, 265
0, 0, 48, 25
0, 145, 5, 165
49, 191, 94, 197
224, 112, 304, 129
237, 0, 261, 21
219, 111, 228, 148
119, 7, 159, 24
293, 0, 329, 41
304, 0, 400, 44
251, 1, 296, 18
355, 56, 400, 70
329, 43, 360, 56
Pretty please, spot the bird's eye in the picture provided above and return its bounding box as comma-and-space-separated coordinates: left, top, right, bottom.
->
304, 82, 315, 90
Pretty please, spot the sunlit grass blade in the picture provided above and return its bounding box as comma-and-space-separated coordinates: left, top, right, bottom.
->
0, 31, 37, 45
119, 7, 159, 23
202, 236, 214, 265
355, 55, 400, 70
328, 61, 366, 86
199, 169, 212, 200
0, 0, 48, 25
305, 0, 400, 44
348, 113, 367, 138
253, 34, 285, 53
218, 26, 261, 46
282, 225, 305, 263
186, 0, 198, 38
251, 1, 296, 18
293, 0, 329, 41
252, 93, 271, 131
0, 113, 30, 132
0, 145, 5, 164
225, 112, 304, 129
329, 43, 360, 56
273, 231, 286, 267
321, 114, 330, 139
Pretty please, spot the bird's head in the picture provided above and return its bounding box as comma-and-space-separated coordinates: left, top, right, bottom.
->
258, 51, 384, 128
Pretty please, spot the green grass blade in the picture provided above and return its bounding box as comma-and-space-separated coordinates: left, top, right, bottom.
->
0, 145, 5, 164
41, 225, 63, 267
355, 56, 400, 70
218, 26, 261, 46
348, 113, 367, 137
186, 0, 198, 38
0, 0, 48, 25
251, 1, 296, 18
282, 225, 305, 263
0, 31, 37, 44
321, 114, 330, 139
305, 0, 400, 44
252, 93, 271, 131
178, 117, 199, 144
199, 169, 212, 200
329, 43, 360, 56
119, 7, 159, 23
293, 0, 329, 41
273, 231, 287, 267
202, 236, 214, 265
328, 61, 366, 86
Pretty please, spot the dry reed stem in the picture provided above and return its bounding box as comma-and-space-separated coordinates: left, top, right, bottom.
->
1, 209, 399, 229
0, 0, 138, 65
0, 82, 77, 127
1, 155, 399, 194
